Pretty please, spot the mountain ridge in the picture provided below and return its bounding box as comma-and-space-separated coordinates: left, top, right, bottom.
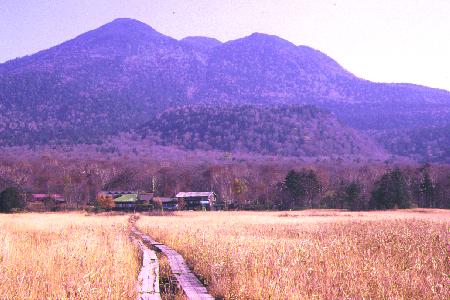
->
0, 18, 449, 161
180, 36, 222, 50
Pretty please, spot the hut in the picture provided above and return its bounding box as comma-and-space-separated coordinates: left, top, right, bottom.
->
113, 193, 139, 210
98, 191, 154, 211
153, 197, 178, 210
175, 192, 217, 210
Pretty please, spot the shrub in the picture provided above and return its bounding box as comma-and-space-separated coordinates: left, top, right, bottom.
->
0, 187, 25, 212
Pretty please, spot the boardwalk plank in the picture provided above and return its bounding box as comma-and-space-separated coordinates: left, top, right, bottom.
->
133, 238, 161, 300
132, 225, 214, 300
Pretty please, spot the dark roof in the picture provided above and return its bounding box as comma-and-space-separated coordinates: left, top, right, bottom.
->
154, 197, 177, 203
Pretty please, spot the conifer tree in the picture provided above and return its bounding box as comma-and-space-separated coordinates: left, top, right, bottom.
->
419, 170, 435, 208
370, 168, 410, 209
0, 187, 25, 212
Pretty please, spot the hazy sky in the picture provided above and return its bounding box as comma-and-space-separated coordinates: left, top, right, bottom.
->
1, 0, 449, 90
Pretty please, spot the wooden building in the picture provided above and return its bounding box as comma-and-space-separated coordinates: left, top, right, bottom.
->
98, 191, 154, 211
31, 193, 64, 202
113, 193, 138, 209
175, 192, 217, 210
153, 197, 178, 210
28, 193, 65, 211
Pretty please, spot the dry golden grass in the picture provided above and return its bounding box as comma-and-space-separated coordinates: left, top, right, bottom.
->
137, 209, 450, 299
0, 213, 139, 299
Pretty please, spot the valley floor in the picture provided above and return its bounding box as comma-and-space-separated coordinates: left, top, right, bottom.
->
0, 209, 448, 299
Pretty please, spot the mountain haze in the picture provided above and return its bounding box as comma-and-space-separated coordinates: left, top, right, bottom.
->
0, 18, 449, 161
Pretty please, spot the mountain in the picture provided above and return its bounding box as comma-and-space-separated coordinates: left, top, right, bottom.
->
198, 32, 355, 105
197, 33, 450, 131
0, 18, 206, 145
139, 104, 387, 159
180, 36, 222, 50
374, 125, 450, 163
0, 18, 449, 161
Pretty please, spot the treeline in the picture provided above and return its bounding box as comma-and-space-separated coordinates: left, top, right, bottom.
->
0, 156, 449, 212
280, 167, 446, 210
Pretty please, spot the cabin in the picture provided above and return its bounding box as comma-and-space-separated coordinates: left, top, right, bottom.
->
98, 190, 137, 198
154, 197, 178, 211
31, 193, 64, 202
175, 192, 217, 210
114, 193, 139, 209
28, 193, 65, 211
98, 191, 154, 211
139, 192, 154, 202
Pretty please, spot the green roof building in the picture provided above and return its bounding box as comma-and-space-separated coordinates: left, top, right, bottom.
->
114, 194, 138, 209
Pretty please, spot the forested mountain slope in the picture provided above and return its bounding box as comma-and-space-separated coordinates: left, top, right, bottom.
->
139, 104, 387, 158
0, 18, 449, 161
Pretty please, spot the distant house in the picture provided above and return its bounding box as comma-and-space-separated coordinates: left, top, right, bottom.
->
139, 192, 154, 202
28, 193, 65, 211
114, 193, 139, 209
154, 197, 178, 211
98, 191, 137, 198
31, 193, 65, 203
98, 191, 154, 211
175, 192, 217, 210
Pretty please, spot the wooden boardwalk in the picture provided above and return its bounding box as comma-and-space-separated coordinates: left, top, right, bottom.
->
131, 225, 214, 300
132, 237, 161, 300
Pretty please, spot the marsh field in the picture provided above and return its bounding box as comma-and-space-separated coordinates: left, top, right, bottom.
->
1, 210, 449, 299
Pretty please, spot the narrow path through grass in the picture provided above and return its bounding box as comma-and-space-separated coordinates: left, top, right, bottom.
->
130, 215, 214, 300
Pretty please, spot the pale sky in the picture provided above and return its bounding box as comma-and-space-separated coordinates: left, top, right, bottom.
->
0, 0, 449, 90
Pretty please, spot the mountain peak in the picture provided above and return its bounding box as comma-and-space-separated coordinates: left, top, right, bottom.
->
223, 32, 296, 50
248, 32, 277, 38
57, 17, 174, 52
110, 17, 144, 23
91, 18, 163, 37
104, 18, 155, 30
248, 32, 293, 44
